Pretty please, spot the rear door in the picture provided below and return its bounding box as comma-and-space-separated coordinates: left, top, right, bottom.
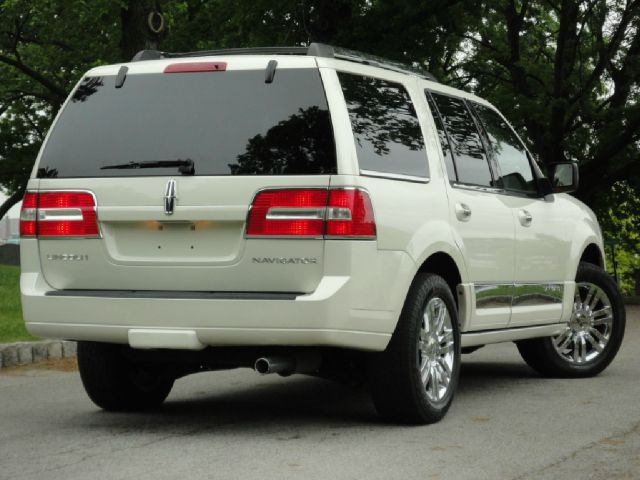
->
34, 58, 336, 293
426, 91, 515, 330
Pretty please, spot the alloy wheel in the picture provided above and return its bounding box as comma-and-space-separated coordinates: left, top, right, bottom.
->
418, 297, 455, 402
552, 282, 613, 364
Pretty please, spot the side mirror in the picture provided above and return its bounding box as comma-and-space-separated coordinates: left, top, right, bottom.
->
536, 177, 553, 196
550, 162, 579, 193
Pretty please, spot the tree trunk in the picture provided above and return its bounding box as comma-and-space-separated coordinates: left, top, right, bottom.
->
0, 186, 26, 222
119, 0, 166, 61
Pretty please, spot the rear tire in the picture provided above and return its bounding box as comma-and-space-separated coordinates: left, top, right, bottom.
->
517, 262, 625, 378
369, 273, 461, 424
77, 342, 174, 411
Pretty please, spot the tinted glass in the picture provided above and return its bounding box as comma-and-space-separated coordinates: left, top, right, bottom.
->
338, 73, 428, 178
425, 92, 457, 181
472, 103, 536, 194
431, 93, 492, 187
38, 69, 336, 177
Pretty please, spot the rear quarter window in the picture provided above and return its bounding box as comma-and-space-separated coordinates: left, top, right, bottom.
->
338, 72, 428, 180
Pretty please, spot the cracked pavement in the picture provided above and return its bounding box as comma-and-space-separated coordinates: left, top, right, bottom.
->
1, 306, 639, 480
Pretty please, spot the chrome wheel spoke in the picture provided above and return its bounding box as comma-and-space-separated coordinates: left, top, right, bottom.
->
438, 357, 452, 377
592, 307, 612, 326
422, 312, 430, 333
431, 364, 440, 396
420, 358, 431, 385
428, 299, 441, 333
585, 332, 604, 353
439, 341, 454, 355
583, 286, 596, 310
579, 336, 588, 362
574, 287, 581, 306
439, 328, 454, 355
553, 329, 571, 349
588, 289, 603, 310
572, 338, 580, 362
589, 327, 606, 343
440, 330, 454, 345
436, 362, 450, 388
435, 303, 446, 334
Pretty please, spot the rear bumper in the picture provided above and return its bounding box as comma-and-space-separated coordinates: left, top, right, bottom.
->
22, 272, 395, 351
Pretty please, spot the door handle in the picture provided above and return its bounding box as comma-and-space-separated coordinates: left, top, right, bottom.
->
519, 209, 533, 227
455, 203, 472, 222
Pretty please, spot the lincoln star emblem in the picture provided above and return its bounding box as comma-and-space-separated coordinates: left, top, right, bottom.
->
164, 179, 177, 215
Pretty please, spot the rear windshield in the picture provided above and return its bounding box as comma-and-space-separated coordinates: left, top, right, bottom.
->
37, 68, 336, 177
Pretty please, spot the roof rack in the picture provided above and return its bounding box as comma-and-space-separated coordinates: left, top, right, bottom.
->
131, 43, 438, 82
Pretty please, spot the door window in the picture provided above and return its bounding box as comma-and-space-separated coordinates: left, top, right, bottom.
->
430, 93, 493, 187
472, 103, 537, 194
425, 93, 457, 181
339, 72, 428, 179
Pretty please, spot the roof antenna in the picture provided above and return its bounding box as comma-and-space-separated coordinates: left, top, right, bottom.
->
265, 60, 278, 83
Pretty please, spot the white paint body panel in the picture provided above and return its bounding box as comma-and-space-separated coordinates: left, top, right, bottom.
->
21, 54, 605, 352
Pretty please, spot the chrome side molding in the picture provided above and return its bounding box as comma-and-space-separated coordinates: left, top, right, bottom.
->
513, 283, 563, 306
475, 284, 512, 308
474, 282, 564, 309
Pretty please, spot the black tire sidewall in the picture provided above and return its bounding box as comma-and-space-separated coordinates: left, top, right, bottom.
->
77, 341, 174, 411
408, 275, 461, 414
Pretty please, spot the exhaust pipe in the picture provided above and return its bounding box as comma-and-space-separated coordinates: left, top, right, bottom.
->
254, 353, 321, 376
254, 356, 295, 375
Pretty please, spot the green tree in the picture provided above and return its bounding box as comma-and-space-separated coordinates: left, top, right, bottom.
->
1, 0, 638, 237
0, 0, 167, 217
597, 181, 640, 293
458, 0, 640, 206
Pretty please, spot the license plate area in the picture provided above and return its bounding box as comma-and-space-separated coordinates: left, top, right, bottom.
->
101, 220, 243, 264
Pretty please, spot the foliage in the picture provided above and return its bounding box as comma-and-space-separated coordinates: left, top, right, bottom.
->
461, 0, 640, 209
0, 0, 638, 269
597, 182, 640, 294
0, 0, 120, 216
0, 265, 36, 342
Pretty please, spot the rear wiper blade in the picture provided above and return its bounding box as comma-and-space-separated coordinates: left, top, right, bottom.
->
100, 158, 195, 175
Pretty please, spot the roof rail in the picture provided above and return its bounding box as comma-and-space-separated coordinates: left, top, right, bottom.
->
131, 43, 438, 82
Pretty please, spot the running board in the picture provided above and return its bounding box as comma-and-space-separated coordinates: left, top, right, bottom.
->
461, 323, 565, 348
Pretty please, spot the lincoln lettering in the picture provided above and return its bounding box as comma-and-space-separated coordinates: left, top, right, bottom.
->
252, 257, 317, 265
47, 254, 89, 261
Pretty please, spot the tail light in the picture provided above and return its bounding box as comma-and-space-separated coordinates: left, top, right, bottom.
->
20, 191, 99, 238
326, 189, 376, 238
246, 188, 376, 239
19, 192, 38, 237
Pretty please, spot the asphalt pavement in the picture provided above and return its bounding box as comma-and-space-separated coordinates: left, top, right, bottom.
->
1, 306, 639, 480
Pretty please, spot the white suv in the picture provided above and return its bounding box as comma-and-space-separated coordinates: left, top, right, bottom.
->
20, 44, 625, 424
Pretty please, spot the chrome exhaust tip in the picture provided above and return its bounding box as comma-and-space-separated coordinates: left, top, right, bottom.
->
254, 356, 295, 375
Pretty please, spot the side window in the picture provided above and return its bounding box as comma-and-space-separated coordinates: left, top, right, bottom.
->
425, 92, 457, 181
472, 103, 537, 194
430, 93, 493, 187
338, 72, 428, 179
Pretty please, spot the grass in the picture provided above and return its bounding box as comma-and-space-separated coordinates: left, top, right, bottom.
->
0, 265, 38, 343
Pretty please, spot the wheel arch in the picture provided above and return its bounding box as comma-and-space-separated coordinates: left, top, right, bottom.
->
580, 243, 605, 269
416, 251, 463, 306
